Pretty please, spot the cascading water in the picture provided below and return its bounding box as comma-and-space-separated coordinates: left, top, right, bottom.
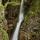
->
12, 0, 24, 40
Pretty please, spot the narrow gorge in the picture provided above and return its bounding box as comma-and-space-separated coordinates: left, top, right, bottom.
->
0, 0, 40, 40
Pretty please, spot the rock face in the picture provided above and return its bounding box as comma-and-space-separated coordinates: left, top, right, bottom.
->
19, 13, 40, 40
5, 3, 20, 38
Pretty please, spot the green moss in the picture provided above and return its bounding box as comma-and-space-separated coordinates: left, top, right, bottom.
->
8, 2, 20, 6
0, 3, 9, 40
0, 28, 9, 40
24, 0, 40, 23
11, 0, 21, 2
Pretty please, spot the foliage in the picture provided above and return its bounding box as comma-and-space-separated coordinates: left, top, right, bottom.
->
0, 28, 9, 40
0, 3, 9, 40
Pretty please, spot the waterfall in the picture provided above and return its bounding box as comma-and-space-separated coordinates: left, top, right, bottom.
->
12, 0, 24, 40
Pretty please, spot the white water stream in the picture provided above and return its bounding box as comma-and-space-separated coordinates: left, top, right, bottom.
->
12, 0, 24, 40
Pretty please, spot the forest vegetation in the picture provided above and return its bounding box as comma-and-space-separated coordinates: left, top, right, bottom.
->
0, 0, 40, 40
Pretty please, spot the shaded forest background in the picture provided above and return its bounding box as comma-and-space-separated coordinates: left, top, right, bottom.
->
0, 0, 40, 40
